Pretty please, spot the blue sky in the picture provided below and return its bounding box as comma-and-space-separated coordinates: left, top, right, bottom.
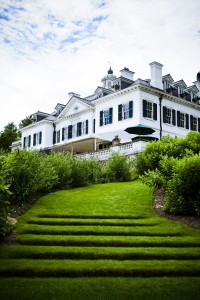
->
0, 0, 200, 130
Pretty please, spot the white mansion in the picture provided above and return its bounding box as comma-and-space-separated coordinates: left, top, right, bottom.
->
13, 61, 200, 160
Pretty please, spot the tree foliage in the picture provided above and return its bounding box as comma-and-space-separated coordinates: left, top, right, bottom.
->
19, 115, 32, 129
0, 122, 20, 152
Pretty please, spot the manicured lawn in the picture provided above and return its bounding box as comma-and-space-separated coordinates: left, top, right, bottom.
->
0, 180, 200, 299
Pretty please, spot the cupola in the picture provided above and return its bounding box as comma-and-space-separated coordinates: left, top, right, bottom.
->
101, 66, 116, 89
108, 67, 113, 75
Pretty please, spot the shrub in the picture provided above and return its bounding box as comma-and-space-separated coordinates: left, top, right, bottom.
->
83, 159, 102, 184
140, 169, 165, 190
103, 152, 132, 182
0, 175, 12, 238
164, 155, 200, 215
2, 150, 58, 203
135, 132, 200, 176
70, 157, 87, 187
45, 153, 72, 189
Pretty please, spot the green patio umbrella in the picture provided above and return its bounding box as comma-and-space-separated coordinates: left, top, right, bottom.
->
125, 124, 155, 135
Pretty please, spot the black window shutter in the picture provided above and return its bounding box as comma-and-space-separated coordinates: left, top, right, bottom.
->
198, 118, 200, 132
163, 106, 167, 123
93, 119, 95, 133
143, 100, 147, 117
153, 103, 157, 120
86, 120, 88, 134
53, 131, 56, 144
177, 111, 180, 127
23, 137, 26, 148
185, 114, 189, 129
28, 135, 31, 147
77, 122, 82, 136
172, 109, 176, 125
118, 104, 122, 121
68, 125, 72, 139
129, 101, 133, 118
33, 133, 36, 146
62, 128, 65, 141
39, 131, 42, 144
190, 115, 194, 131
100, 111, 103, 126
109, 107, 113, 124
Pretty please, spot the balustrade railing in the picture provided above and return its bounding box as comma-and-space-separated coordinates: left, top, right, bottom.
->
77, 141, 147, 161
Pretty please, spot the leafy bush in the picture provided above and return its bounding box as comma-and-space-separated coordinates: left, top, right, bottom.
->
140, 169, 165, 190
45, 153, 72, 189
2, 150, 58, 203
103, 152, 132, 182
84, 159, 102, 184
0, 175, 11, 238
70, 156, 102, 187
135, 132, 200, 175
164, 155, 200, 215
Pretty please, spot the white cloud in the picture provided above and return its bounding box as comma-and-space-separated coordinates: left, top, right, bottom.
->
0, 0, 200, 130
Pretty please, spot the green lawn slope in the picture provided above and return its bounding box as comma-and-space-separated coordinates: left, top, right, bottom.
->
0, 180, 200, 299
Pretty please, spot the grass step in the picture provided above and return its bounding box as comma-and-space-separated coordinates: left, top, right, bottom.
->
1, 259, 200, 277
26, 219, 157, 226
18, 234, 200, 247
37, 215, 146, 220
1, 245, 200, 260
20, 226, 183, 237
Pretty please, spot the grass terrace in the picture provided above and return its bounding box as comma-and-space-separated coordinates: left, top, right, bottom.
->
0, 181, 200, 299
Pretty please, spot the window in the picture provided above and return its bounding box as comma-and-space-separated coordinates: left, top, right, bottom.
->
193, 117, 197, 131
177, 111, 189, 129
180, 113, 185, 128
72, 125, 77, 138
190, 116, 198, 131
118, 101, 133, 121
146, 101, 153, 118
163, 107, 176, 125
82, 120, 88, 135
23, 135, 31, 148
57, 130, 60, 143
62, 127, 68, 141
33, 132, 42, 146
100, 108, 113, 126
143, 100, 157, 120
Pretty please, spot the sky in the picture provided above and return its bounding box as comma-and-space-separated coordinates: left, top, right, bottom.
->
0, 0, 200, 131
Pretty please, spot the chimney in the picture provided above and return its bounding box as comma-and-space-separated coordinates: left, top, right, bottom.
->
120, 67, 135, 81
149, 61, 163, 90
193, 71, 200, 97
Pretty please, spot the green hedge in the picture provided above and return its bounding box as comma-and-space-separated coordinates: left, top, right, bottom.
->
138, 132, 200, 216
164, 155, 200, 215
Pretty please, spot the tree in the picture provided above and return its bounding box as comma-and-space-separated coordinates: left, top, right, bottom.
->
19, 115, 32, 129
0, 122, 20, 152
